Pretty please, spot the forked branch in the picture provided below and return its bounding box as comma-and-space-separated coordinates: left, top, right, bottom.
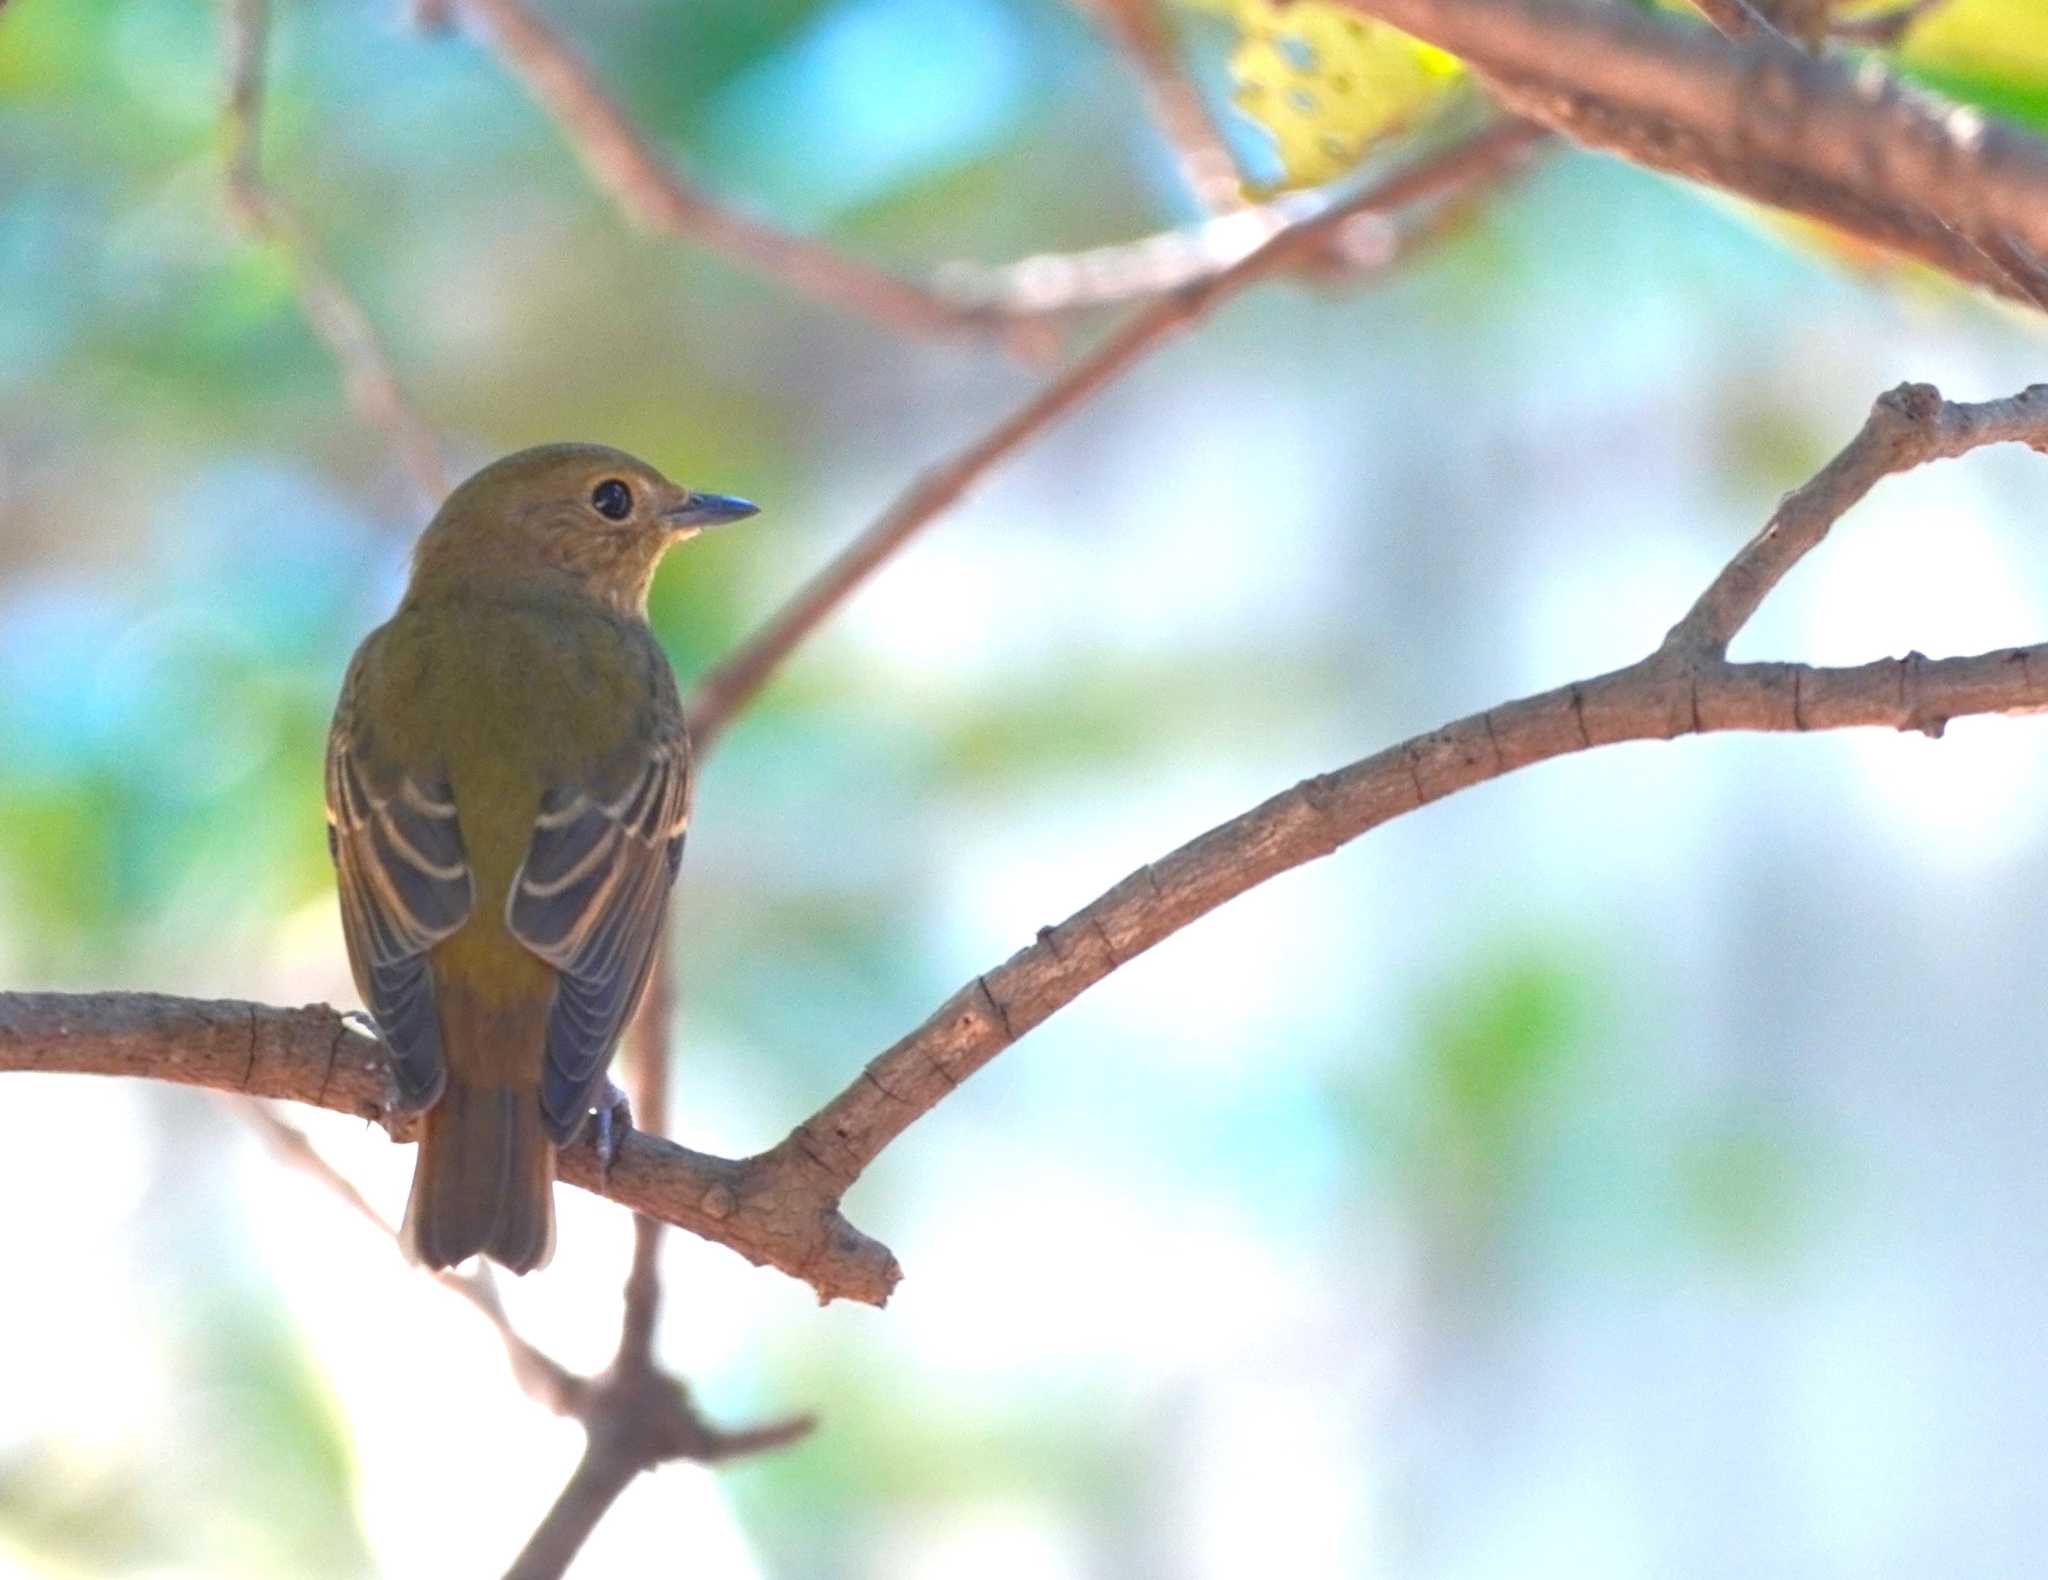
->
9, 380, 2048, 1307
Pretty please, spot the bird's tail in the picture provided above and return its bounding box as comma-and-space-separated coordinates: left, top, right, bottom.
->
400, 1071, 557, 1274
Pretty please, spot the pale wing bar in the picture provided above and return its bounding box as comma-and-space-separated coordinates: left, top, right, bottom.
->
326, 743, 475, 1108
507, 748, 687, 1142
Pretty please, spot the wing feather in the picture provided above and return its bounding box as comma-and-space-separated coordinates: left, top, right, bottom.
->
325, 693, 474, 1110
507, 740, 688, 1142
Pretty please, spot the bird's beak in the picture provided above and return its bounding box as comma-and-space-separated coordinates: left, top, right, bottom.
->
663, 492, 760, 532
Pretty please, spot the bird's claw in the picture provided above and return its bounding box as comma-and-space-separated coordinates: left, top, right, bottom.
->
341, 1009, 382, 1041
349, 1014, 441, 1134
592, 1080, 633, 1186
372, 1063, 419, 1134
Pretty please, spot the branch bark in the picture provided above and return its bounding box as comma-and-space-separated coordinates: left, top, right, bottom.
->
1335, 0, 2048, 308
501, 1366, 811, 1580
11, 381, 2048, 1306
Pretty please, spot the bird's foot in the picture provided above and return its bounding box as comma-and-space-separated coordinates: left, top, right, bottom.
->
371, 1064, 423, 1135
592, 1080, 633, 1186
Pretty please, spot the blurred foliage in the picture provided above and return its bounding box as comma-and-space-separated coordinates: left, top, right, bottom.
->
1327, 944, 1813, 1309
0, 1291, 368, 1578
170, 1294, 372, 1578
1850, 0, 2048, 122
1674, 1110, 1810, 1267
0, 1458, 163, 1577
1361, 948, 1601, 1282
732, 1331, 1146, 1578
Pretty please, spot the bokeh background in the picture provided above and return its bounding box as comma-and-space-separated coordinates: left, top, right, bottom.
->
5, 1, 2048, 1576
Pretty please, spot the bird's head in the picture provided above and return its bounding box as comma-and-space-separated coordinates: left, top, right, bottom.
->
408, 443, 758, 612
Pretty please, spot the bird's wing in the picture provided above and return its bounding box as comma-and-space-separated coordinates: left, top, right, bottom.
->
507, 720, 688, 1144
325, 672, 475, 1111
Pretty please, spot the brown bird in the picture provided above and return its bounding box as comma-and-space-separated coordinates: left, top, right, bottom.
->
325, 444, 757, 1271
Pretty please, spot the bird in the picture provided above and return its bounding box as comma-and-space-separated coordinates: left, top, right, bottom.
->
324, 444, 757, 1273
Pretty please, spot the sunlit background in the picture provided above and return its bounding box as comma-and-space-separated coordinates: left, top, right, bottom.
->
5, 1, 2048, 1576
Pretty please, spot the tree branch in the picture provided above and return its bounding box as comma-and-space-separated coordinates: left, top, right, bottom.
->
451, 0, 1042, 354
243, 1032, 812, 1580
237, 1098, 589, 1412
1334, 0, 2048, 309
12, 380, 2048, 1307
1667, 381, 2048, 655
616, 957, 673, 1371
496, 944, 818, 1580
935, 118, 1549, 318
684, 117, 1549, 751
502, 1368, 811, 1580
219, 0, 449, 506
0, 988, 897, 1300
1079, 0, 1249, 213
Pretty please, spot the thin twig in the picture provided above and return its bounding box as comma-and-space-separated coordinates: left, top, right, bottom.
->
232, 1094, 393, 1236
1666, 383, 2048, 655
505, 880, 817, 1577
617, 959, 672, 1368
936, 193, 1319, 316
936, 118, 1549, 318
504, 1375, 813, 1580
686, 117, 1549, 752
233, 1063, 806, 1580
1082, 0, 1248, 213
218, 0, 448, 506
232, 1097, 585, 1412
452, 0, 1039, 354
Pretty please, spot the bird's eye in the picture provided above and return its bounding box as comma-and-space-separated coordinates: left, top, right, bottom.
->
590, 479, 633, 521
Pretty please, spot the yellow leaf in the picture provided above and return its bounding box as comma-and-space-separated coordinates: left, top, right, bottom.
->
1226, 1, 1465, 190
